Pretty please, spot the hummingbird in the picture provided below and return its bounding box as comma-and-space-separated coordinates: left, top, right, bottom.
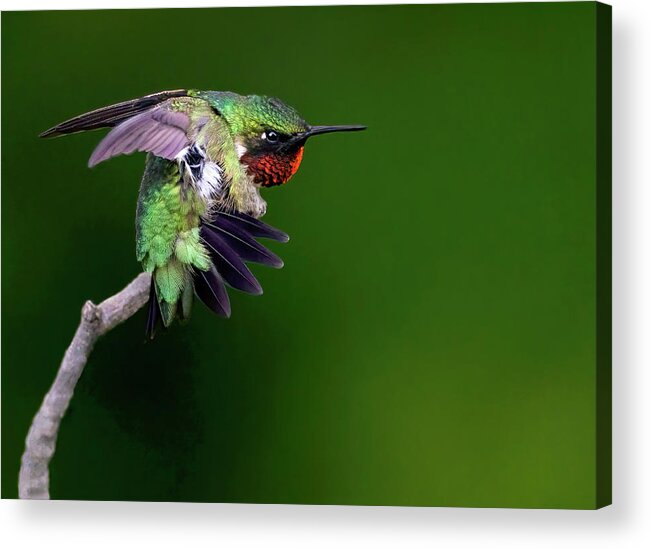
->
41, 89, 365, 337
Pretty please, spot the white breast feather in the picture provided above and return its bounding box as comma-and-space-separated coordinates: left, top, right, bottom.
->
197, 161, 224, 200
175, 146, 224, 201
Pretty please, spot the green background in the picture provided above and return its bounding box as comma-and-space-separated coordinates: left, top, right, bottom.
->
2, 2, 607, 508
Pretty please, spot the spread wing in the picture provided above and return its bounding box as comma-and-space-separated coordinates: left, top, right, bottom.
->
41, 90, 254, 213
87, 107, 191, 167
40, 89, 189, 137
40, 90, 217, 167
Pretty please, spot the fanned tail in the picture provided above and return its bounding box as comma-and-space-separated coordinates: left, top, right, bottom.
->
145, 211, 289, 337
193, 212, 288, 319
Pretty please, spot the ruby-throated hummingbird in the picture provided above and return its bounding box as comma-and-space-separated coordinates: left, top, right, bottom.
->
41, 89, 365, 337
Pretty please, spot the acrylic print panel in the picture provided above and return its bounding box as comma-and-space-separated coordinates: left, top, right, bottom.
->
1, 2, 611, 508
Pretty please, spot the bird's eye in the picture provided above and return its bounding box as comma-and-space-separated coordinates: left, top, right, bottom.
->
263, 130, 279, 143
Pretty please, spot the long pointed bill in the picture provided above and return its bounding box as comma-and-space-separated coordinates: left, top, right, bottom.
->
282, 124, 366, 151
306, 125, 367, 138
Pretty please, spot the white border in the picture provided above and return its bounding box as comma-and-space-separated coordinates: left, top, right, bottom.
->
2, 1, 650, 548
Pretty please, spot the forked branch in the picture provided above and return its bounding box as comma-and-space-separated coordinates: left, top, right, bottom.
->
18, 272, 152, 499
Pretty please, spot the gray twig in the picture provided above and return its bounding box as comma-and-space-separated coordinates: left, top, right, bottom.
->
18, 272, 152, 499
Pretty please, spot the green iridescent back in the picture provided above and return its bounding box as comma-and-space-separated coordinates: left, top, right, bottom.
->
191, 90, 308, 137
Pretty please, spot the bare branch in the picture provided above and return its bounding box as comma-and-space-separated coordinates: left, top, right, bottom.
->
18, 272, 152, 499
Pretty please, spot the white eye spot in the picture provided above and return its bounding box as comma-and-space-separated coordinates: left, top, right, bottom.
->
262, 130, 279, 143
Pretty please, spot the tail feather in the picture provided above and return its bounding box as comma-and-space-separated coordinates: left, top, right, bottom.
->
220, 211, 290, 242
159, 300, 178, 328
144, 211, 289, 336
145, 277, 162, 340
205, 216, 284, 268
178, 279, 194, 322
194, 266, 231, 318
200, 225, 263, 295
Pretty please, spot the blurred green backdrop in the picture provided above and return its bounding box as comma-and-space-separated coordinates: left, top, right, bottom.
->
2, 2, 604, 508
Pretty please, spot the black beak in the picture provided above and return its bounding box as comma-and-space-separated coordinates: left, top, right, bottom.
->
305, 125, 367, 138
281, 124, 366, 152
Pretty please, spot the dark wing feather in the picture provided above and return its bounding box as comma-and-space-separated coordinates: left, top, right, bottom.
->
220, 211, 290, 242
200, 225, 263, 295
194, 267, 231, 318
207, 215, 284, 268
88, 108, 190, 167
145, 276, 162, 339
40, 89, 188, 137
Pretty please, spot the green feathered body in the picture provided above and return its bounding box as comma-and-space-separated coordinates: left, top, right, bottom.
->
136, 155, 210, 326
133, 95, 256, 328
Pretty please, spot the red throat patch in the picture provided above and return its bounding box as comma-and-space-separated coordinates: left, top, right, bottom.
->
244, 147, 305, 188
